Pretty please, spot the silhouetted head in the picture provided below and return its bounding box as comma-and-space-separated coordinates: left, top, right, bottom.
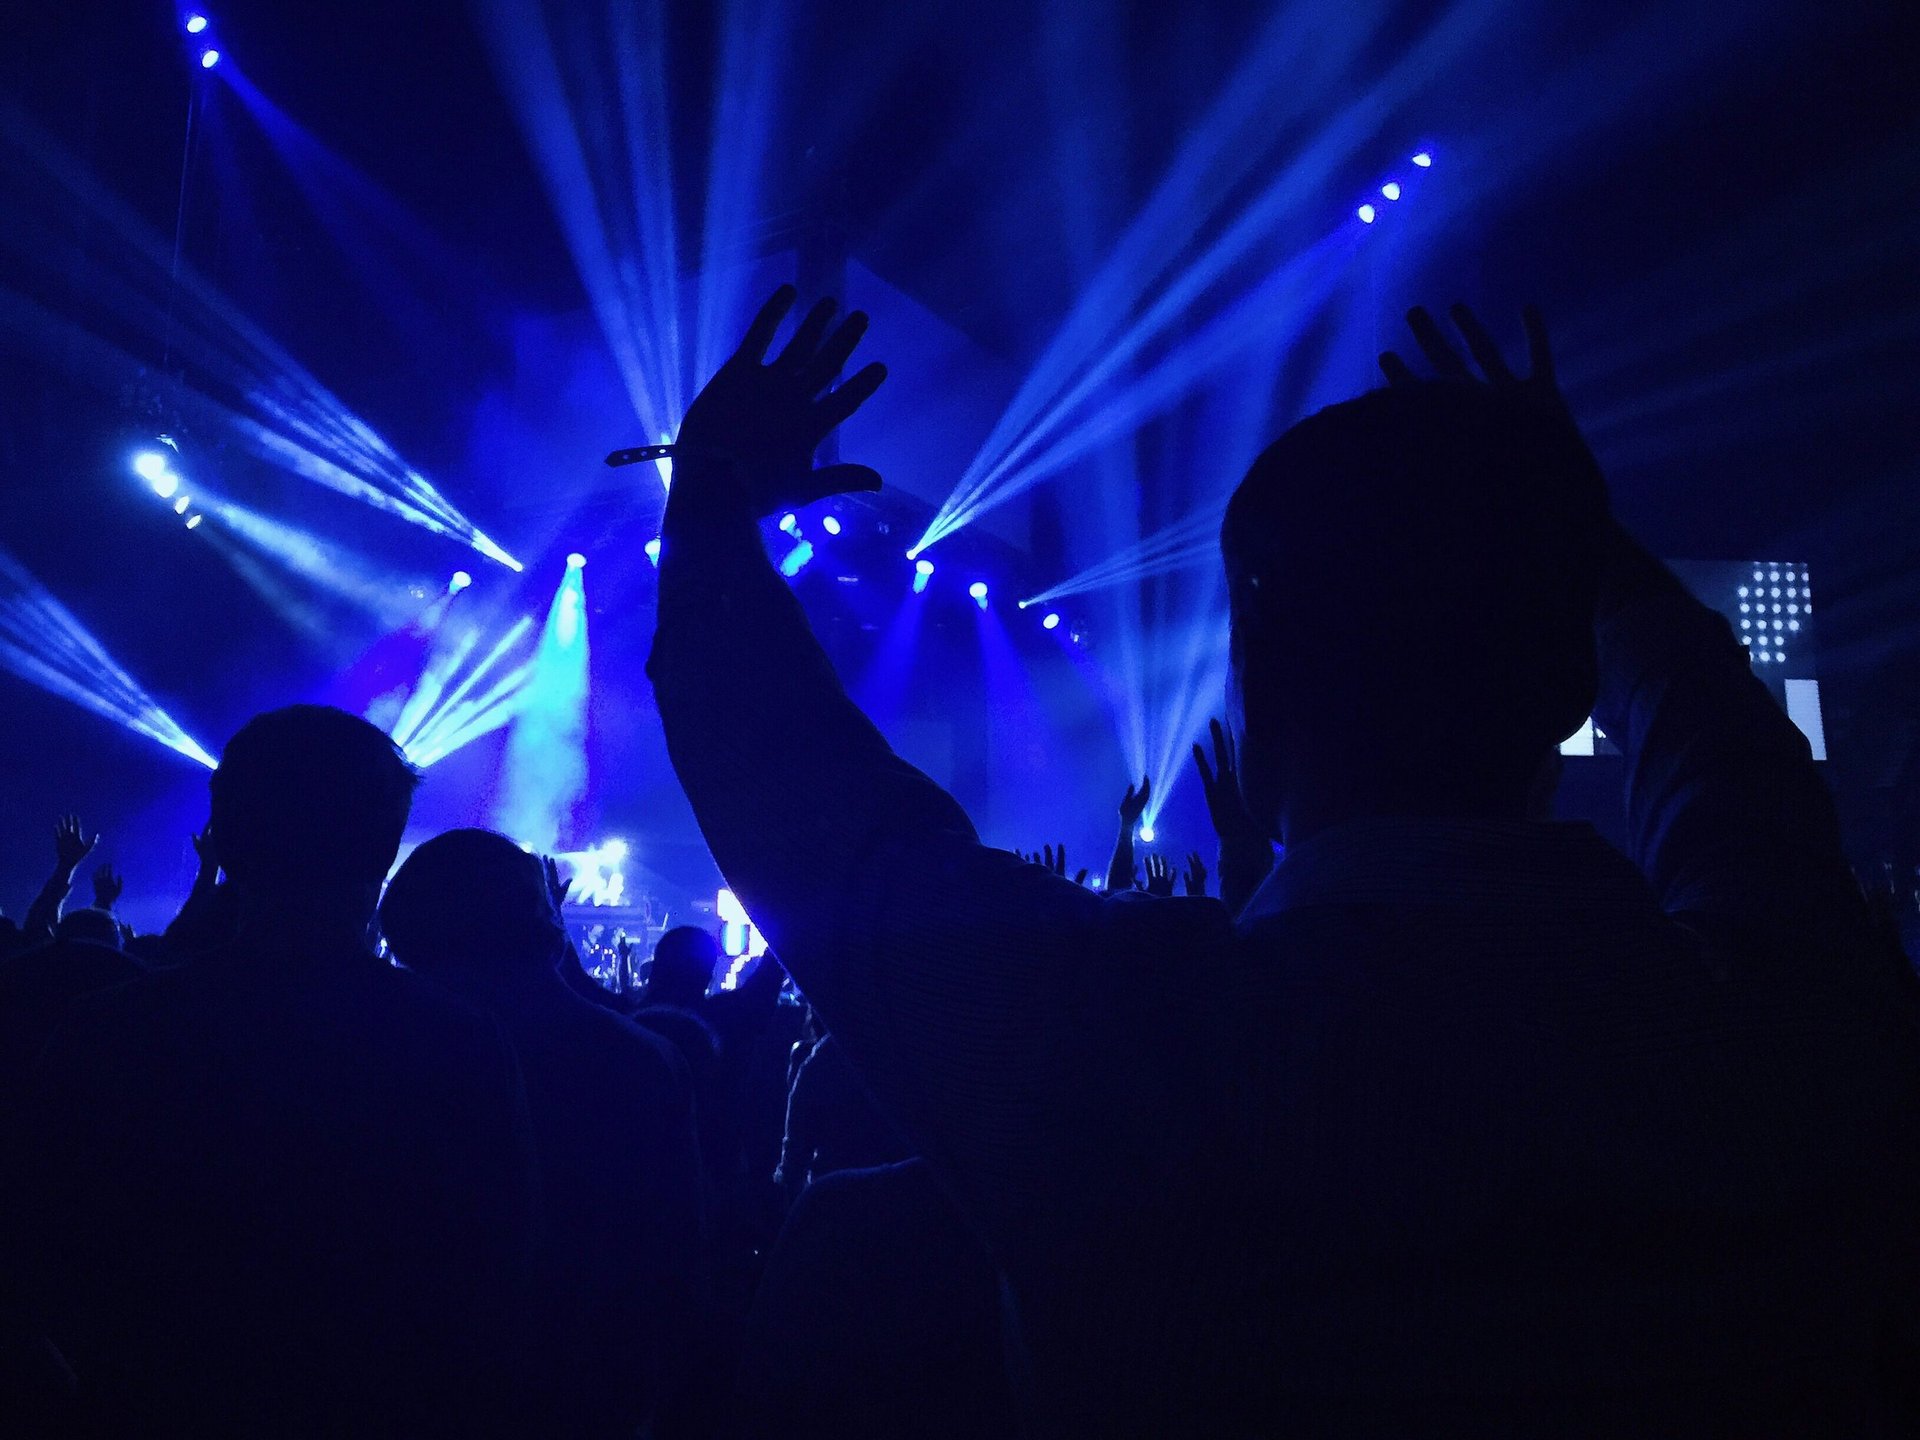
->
380, 828, 566, 981
210, 705, 418, 931
1222, 383, 1605, 843
56, 906, 124, 950
648, 926, 721, 1008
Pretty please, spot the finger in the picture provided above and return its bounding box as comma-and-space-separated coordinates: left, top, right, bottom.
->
1521, 303, 1556, 386
737, 285, 798, 364
1406, 306, 1471, 381
1378, 350, 1419, 386
1210, 718, 1231, 773
1073, 868, 1089, 886
814, 362, 887, 432
1448, 303, 1514, 384
806, 310, 870, 392
1192, 742, 1215, 793
778, 298, 838, 370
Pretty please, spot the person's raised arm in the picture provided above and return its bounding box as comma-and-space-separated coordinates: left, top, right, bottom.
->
22, 815, 97, 941
1192, 718, 1274, 914
1105, 777, 1150, 893
646, 288, 1233, 1252
1380, 303, 1884, 977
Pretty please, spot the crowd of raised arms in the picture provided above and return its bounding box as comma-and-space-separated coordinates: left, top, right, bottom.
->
1, 296, 1916, 1438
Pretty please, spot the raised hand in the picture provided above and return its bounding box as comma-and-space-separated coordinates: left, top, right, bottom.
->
1143, 854, 1177, 897
91, 863, 125, 911
1191, 719, 1266, 852
191, 821, 216, 864
53, 815, 98, 873
542, 857, 572, 911
1184, 852, 1208, 897
1117, 777, 1152, 827
671, 285, 888, 522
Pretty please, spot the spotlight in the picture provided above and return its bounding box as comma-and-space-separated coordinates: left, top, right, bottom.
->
601, 837, 629, 860
968, 581, 989, 608
199, 48, 221, 68
912, 568, 931, 596
185, 514, 203, 530
1357, 204, 1377, 223
565, 551, 586, 570
644, 538, 661, 566
1138, 824, 1156, 844
915, 558, 935, 577
822, 515, 842, 536
131, 451, 171, 483
173, 495, 191, 514
1411, 151, 1433, 167
1042, 612, 1061, 630
778, 513, 799, 536
1381, 181, 1402, 200
449, 570, 473, 593
185, 13, 209, 33
778, 539, 814, 577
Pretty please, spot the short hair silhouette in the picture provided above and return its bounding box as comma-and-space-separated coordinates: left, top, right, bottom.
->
380, 828, 564, 976
210, 704, 418, 889
1222, 382, 1605, 829
648, 926, 721, 1007
55, 906, 123, 949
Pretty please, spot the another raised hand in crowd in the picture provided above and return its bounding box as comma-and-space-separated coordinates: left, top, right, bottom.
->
1023, 843, 1089, 887
1141, 853, 1176, 897
1192, 717, 1273, 913
20, 814, 100, 941
1105, 775, 1151, 893
1183, 851, 1208, 897
89, 863, 123, 912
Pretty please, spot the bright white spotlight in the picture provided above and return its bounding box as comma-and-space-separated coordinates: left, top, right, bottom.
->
1412, 151, 1433, 167
915, 558, 935, 577
470, 532, 524, 572
1138, 824, 1156, 843
1381, 181, 1402, 200
173, 495, 191, 514
184, 514, 203, 530
1042, 612, 1061, 630
779, 513, 799, 535
565, 551, 586, 570
449, 570, 473, 593
968, 581, 989, 605
778, 540, 814, 578
601, 837, 629, 860
199, 48, 220, 68
152, 472, 180, 500
1357, 204, 1377, 223
644, 537, 661, 566
185, 13, 209, 33
822, 515, 842, 536
132, 451, 171, 483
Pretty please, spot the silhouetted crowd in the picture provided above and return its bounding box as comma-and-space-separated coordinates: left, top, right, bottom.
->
3, 297, 1918, 1437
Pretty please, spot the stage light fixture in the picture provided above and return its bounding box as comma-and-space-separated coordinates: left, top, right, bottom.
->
1412, 151, 1433, 167
184, 514, 203, 530
779, 540, 814, 577
132, 451, 171, 483
185, 13, 209, 33
172, 495, 191, 514
779, 513, 799, 535
1043, 612, 1061, 631
915, 558, 935, 577
449, 570, 473, 593
1357, 204, 1377, 223
565, 551, 586, 570
200, 48, 221, 68
822, 515, 842, 536
968, 581, 989, 606
1381, 181, 1402, 200
644, 538, 661, 566
1139, 824, 1156, 844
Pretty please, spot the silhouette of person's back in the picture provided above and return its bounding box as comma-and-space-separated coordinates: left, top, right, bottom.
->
380, 828, 705, 1437
13, 706, 539, 1437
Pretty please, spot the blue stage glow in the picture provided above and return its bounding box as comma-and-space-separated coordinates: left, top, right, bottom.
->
0, 545, 217, 767
912, 568, 931, 596
185, 13, 209, 34
1412, 151, 1433, 167
495, 563, 590, 850
779, 539, 814, 577
1043, 612, 1061, 630
449, 570, 473, 593
1381, 180, 1402, 200
644, 537, 662, 566
1357, 203, 1377, 223
565, 551, 586, 570
200, 48, 221, 69
822, 515, 842, 536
